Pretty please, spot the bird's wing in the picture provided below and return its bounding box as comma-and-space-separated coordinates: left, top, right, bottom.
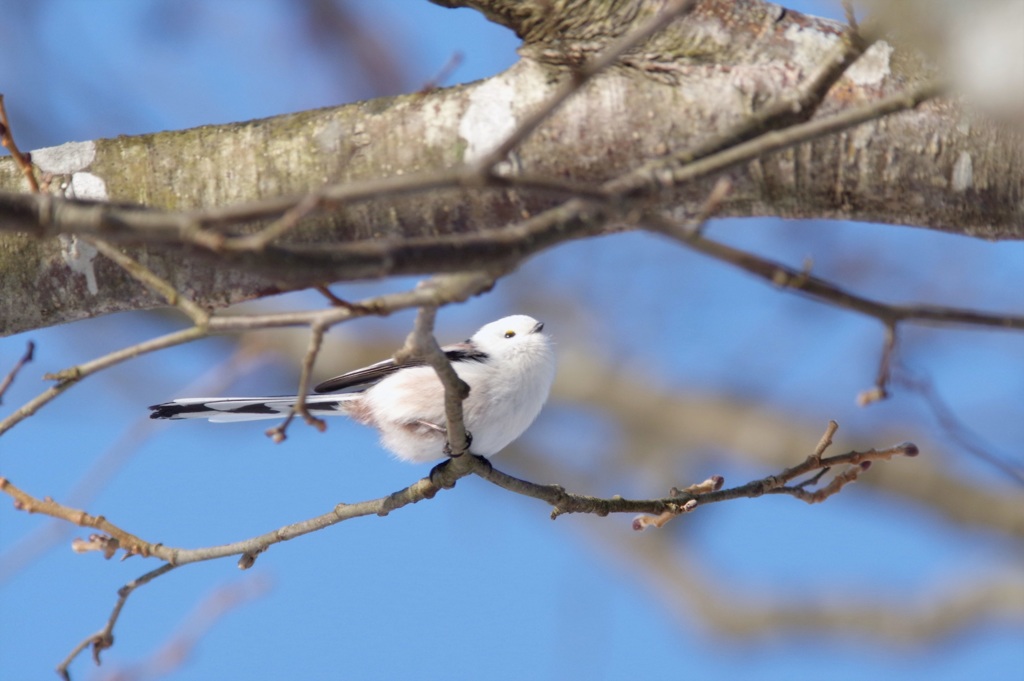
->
313, 357, 411, 393
313, 342, 488, 394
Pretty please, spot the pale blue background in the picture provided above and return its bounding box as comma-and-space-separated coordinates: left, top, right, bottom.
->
1, 2, 1022, 680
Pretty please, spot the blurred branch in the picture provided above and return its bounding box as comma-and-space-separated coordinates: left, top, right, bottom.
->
0, 93, 38, 193
86, 237, 210, 327
649, 216, 1024, 333
0, 340, 33, 404
304, 0, 408, 97
56, 563, 176, 680
594, 513, 1024, 642
646, 199, 1024, 485
894, 366, 1024, 485
86, 576, 270, 681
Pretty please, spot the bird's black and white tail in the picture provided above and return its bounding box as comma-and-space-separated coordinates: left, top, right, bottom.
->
149, 394, 357, 423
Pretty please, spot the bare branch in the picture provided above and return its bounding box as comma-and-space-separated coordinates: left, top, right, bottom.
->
649, 217, 1024, 332
894, 366, 1024, 485
61, 576, 270, 681
3, 411, 915, 672
1, 420, 915, 573
0, 326, 206, 440
56, 563, 176, 680
0, 350, 269, 585
266, 321, 328, 443
0, 459, 462, 568
473, 423, 918, 522
0, 271, 495, 442
858, 322, 897, 406
550, 349, 1024, 535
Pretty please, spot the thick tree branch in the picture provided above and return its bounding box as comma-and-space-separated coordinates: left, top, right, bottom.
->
1, 0, 1019, 335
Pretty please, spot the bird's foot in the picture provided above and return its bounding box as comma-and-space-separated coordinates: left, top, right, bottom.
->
443, 430, 473, 457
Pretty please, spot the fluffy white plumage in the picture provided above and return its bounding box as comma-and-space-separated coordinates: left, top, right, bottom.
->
149, 315, 556, 463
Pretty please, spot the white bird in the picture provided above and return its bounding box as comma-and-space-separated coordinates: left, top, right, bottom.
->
149, 315, 556, 463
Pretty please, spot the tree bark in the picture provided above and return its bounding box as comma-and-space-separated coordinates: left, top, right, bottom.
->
1, 0, 1021, 335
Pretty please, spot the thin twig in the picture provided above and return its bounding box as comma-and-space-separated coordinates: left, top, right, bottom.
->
0, 340, 34, 404
49, 457, 481, 674
858, 322, 897, 406
418, 51, 464, 93
6, 418, 916, 672
86, 237, 210, 327
894, 366, 1024, 485
813, 420, 840, 460
314, 285, 361, 309
56, 564, 176, 680
0, 271, 495, 443
648, 215, 1024, 331
842, 0, 860, 33
78, 577, 271, 681
226, 179, 335, 251
266, 321, 327, 442
0, 94, 39, 193
470, 429, 918, 521
0, 326, 206, 440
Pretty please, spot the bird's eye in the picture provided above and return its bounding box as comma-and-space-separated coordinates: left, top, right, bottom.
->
504, 330, 516, 338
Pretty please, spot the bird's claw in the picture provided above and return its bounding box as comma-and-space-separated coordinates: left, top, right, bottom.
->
443, 430, 473, 457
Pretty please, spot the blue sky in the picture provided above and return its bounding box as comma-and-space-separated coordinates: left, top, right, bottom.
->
1, 2, 1022, 680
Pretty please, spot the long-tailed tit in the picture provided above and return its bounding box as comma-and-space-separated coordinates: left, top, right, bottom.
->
149, 315, 556, 463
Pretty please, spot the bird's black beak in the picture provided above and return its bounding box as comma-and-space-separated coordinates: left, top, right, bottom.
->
532, 321, 544, 333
